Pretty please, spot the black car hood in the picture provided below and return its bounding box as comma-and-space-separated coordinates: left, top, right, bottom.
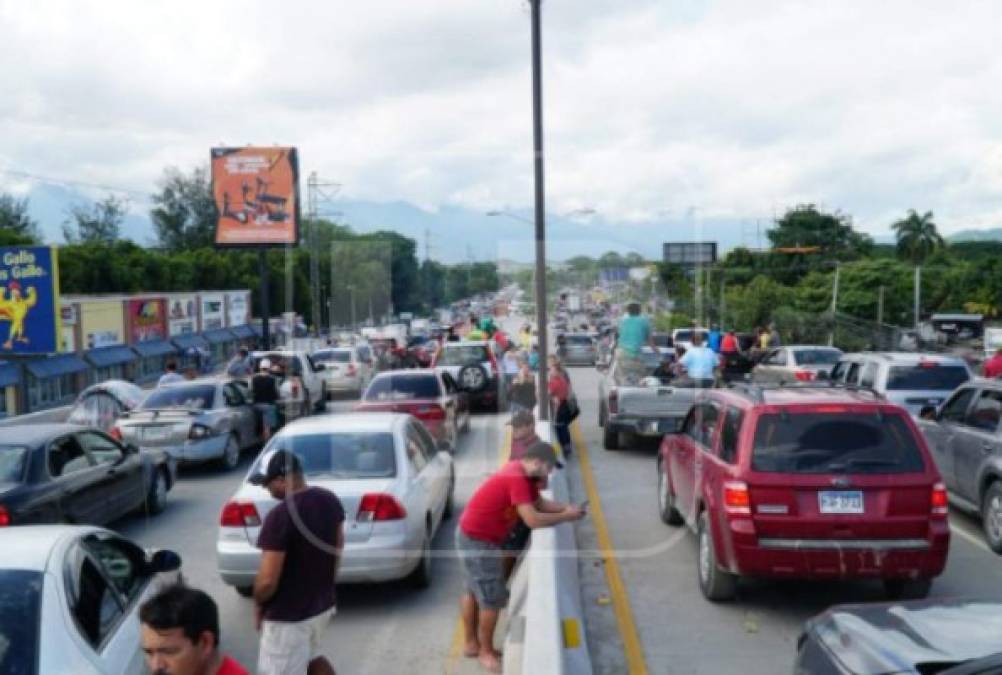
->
808, 599, 1002, 674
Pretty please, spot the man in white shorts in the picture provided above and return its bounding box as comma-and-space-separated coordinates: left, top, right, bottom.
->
252, 451, 345, 674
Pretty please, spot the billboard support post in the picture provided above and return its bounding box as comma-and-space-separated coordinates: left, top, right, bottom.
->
259, 250, 270, 350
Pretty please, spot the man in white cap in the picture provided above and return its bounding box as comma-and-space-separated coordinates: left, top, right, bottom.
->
251, 358, 280, 441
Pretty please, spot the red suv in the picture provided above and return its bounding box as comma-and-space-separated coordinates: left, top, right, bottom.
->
657, 385, 950, 602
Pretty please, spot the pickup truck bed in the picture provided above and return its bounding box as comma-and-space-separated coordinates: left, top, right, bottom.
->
598, 369, 702, 450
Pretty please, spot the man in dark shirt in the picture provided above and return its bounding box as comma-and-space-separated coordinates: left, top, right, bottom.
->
251, 451, 345, 675
251, 359, 280, 441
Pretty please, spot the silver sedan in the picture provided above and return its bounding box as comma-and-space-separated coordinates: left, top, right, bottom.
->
115, 379, 259, 471
0, 525, 182, 675
216, 412, 454, 595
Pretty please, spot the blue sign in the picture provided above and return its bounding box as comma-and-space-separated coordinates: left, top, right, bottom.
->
0, 247, 61, 354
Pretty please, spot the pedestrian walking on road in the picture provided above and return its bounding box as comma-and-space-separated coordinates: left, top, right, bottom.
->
251, 450, 345, 675
140, 584, 249, 675
457, 442, 584, 673
508, 358, 537, 413
985, 348, 1002, 378
708, 324, 722, 353
158, 361, 185, 387
251, 359, 280, 442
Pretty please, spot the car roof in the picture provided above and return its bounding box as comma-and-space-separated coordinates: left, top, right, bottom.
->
157, 378, 220, 388
0, 525, 100, 571
0, 423, 91, 447
840, 351, 968, 366
277, 412, 409, 435
719, 385, 893, 409
370, 369, 438, 379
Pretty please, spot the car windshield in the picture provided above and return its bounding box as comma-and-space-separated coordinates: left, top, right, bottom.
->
313, 350, 351, 363
0, 447, 28, 484
365, 375, 440, 400
675, 330, 708, 343
254, 433, 397, 479
652, 334, 673, 348
752, 412, 925, 474
140, 385, 216, 410
565, 335, 593, 346
437, 346, 489, 366
886, 365, 970, 391
793, 349, 842, 366
0, 569, 43, 675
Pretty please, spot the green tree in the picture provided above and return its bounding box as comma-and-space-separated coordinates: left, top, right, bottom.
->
768, 204, 873, 260
0, 193, 40, 244
892, 209, 944, 264
63, 194, 127, 243
150, 166, 217, 251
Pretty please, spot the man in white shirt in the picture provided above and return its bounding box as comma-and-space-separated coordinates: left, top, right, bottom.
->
158, 361, 185, 387
679, 333, 719, 384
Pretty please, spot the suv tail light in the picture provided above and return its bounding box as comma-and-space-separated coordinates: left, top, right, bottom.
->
608, 388, 619, 414
414, 404, 446, 421
109, 426, 123, 442
793, 370, 816, 382
358, 493, 408, 522
931, 482, 949, 516
220, 501, 261, 527
0, 506, 10, 527
723, 481, 751, 515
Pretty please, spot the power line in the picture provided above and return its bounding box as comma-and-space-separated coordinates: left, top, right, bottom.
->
0, 168, 151, 201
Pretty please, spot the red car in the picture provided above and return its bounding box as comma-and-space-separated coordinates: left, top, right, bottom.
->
355, 370, 470, 450
657, 385, 950, 602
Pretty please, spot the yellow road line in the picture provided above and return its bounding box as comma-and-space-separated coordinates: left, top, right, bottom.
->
572, 421, 649, 675
444, 425, 512, 674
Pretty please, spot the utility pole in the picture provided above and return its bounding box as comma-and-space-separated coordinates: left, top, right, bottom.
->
329, 242, 336, 333
529, 0, 549, 421
914, 266, 921, 330
424, 228, 431, 263
829, 262, 840, 346
306, 174, 341, 334
877, 285, 885, 325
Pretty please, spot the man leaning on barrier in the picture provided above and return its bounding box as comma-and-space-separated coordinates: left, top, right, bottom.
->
456, 442, 585, 673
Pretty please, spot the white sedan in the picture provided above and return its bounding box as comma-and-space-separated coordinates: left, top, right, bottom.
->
312, 346, 372, 397
0, 525, 182, 675
216, 412, 455, 595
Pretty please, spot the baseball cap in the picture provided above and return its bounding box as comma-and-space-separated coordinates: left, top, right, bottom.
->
523, 441, 564, 469
259, 358, 272, 372
249, 450, 303, 486
506, 410, 535, 428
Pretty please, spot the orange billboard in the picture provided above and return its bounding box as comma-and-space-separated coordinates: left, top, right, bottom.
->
211, 147, 300, 247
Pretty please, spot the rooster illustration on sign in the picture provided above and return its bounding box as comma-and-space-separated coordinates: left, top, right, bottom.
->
0, 281, 38, 349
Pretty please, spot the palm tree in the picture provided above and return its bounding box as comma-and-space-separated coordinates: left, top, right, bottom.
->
892, 210, 945, 264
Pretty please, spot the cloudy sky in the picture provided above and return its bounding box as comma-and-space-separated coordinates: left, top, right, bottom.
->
2, 0, 1002, 242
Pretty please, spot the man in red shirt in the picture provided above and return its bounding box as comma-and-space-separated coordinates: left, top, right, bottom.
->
141, 584, 249, 675
457, 442, 585, 673
985, 348, 1002, 378
720, 329, 739, 354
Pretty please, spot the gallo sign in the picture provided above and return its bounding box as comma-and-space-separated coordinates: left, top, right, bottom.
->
0, 247, 61, 354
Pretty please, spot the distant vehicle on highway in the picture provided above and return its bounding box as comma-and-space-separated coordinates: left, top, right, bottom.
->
830, 352, 973, 416
0, 525, 182, 674
217, 413, 455, 595
795, 599, 1002, 674
658, 384, 949, 601
751, 346, 843, 384
355, 370, 469, 449
67, 380, 146, 434
312, 346, 372, 397
919, 379, 1002, 553
432, 340, 506, 412
560, 333, 598, 366
0, 424, 174, 526
114, 379, 259, 471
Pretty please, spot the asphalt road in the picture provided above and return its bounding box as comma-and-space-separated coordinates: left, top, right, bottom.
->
568, 365, 1002, 675
116, 396, 511, 674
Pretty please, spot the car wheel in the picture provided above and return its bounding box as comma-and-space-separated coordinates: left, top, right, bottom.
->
697, 510, 737, 601
981, 482, 1002, 553
657, 461, 683, 526
603, 425, 620, 451
219, 434, 240, 471
146, 469, 169, 515
883, 578, 932, 600
235, 586, 254, 598
409, 527, 433, 589
443, 471, 456, 520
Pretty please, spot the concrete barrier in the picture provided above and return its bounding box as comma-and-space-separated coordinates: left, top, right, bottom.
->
503, 422, 593, 675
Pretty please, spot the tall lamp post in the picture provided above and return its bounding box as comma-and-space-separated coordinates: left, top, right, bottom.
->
528, 0, 549, 420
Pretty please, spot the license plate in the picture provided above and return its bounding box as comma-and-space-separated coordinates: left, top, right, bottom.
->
818, 490, 864, 514
144, 426, 171, 442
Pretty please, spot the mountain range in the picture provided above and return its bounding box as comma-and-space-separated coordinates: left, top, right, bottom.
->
15, 182, 1002, 263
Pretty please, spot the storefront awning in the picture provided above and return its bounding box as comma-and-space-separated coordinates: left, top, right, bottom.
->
203, 328, 237, 344
84, 345, 138, 368
172, 334, 210, 351
231, 324, 256, 339
133, 340, 178, 358
25, 354, 89, 379
0, 361, 21, 388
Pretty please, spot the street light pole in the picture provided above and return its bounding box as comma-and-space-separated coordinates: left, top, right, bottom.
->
529, 0, 549, 421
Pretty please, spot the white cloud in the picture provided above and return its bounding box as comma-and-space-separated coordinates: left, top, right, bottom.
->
1, 0, 1001, 239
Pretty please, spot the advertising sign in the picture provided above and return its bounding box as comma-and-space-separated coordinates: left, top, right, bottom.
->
226, 292, 249, 326
201, 293, 225, 330
0, 246, 61, 354
662, 242, 718, 267
167, 295, 197, 336
128, 298, 167, 343
211, 147, 300, 247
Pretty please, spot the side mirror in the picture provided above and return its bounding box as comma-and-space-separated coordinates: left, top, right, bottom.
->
919, 405, 938, 421
148, 549, 182, 573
